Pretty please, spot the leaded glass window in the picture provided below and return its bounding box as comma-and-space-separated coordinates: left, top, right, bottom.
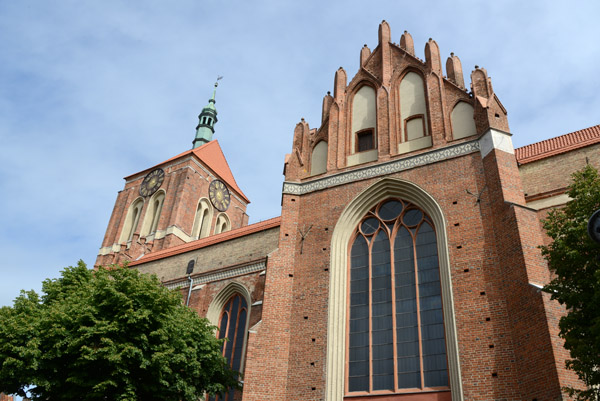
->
347, 199, 449, 396
209, 293, 248, 401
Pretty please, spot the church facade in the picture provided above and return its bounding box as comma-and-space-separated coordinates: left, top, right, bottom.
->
96, 21, 600, 401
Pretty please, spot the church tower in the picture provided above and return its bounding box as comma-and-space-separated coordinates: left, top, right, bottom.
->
96, 82, 250, 267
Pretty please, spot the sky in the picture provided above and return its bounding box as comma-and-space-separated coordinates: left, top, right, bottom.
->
0, 0, 599, 314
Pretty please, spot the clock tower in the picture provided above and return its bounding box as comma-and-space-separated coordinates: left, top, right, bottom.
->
96, 83, 250, 267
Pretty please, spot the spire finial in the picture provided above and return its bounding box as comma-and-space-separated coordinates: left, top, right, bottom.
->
212, 75, 223, 101
193, 79, 222, 149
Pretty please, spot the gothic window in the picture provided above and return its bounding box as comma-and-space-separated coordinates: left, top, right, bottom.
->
191, 198, 213, 239
140, 190, 165, 237
214, 213, 231, 235
118, 197, 144, 244
347, 198, 448, 397
209, 293, 248, 401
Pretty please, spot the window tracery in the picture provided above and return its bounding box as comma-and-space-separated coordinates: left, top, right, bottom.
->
347, 198, 448, 397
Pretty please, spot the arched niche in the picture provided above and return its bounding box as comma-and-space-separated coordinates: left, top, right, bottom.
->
450, 101, 477, 140
140, 190, 165, 237
214, 213, 231, 235
310, 141, 328, 176
398, 71, 431, 154
191, 198, 213, 239
118, 197, 144, 244
348, 85, 377, 166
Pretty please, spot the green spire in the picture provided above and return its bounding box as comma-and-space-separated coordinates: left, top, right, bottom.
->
193, 77, 222, 148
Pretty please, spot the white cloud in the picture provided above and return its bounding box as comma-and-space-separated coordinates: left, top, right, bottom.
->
0, 0, 598, 313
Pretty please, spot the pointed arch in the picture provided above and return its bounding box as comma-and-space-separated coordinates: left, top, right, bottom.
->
191, 198, 213, 239
206, 282, 252, 326
118, 197, 144, 244
214, 213, 231, 235
206, 282, 252, 401
325, 178, 463, 401
348, 84, 378, 166
140, 190, 165, 237
397, 70, 432, 154
310, 140, 328, 176
450, 101, 477, 140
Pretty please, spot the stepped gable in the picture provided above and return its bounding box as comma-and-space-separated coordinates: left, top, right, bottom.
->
516, 124, 600, 164
126, 139, 249, 202
130, 216, 280, 266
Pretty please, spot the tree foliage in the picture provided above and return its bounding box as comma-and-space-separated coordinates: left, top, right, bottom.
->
0, 261, 237, 400
542, 164, 600, 400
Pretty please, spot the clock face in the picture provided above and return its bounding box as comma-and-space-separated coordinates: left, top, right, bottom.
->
139, 168, 165, 197
209, 179, 231, 212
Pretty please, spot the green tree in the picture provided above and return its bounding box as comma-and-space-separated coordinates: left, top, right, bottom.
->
542, 164, 600, 400
0, 261, 237, 400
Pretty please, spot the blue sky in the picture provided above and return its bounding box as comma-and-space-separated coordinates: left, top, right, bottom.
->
1, 0, 599, 315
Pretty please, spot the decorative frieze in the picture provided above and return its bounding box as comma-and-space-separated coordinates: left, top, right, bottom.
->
283, 140, 480, 195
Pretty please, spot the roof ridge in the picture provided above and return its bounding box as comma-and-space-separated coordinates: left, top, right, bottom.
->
515, 124, 600, 164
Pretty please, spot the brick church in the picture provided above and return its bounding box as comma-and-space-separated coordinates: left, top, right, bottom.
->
96, 21, 599, 400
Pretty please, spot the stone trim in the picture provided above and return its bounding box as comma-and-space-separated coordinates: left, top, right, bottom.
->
478, 128, 514, 158
283, 140, 480, 195
163, 260, 266, 290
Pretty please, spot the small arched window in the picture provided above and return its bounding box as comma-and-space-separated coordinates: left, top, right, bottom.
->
347, 198, 449, 397
191, 198, 213, 239
209, 293, 248, 401
118, 198, 144, 244
140, 191, 165, 237
214, 213, 231, 235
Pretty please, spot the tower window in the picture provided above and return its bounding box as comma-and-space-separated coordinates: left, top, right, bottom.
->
356, 129, 375, 152
191, 198, 213, 239
119, 198, 144, 244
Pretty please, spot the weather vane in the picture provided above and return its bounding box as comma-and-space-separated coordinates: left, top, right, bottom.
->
215, 76, 223, 87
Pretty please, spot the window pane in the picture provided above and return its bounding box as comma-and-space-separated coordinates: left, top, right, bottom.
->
402, 209, 423, 226
348, 375, 369, 392
231, 308, 247, 373
371, 231, 393, 391
357, 130, 374, 152
417, 222, 448, 388
349, 234, 370, 393
361, 217, 379, 235
378, 200, 403, 221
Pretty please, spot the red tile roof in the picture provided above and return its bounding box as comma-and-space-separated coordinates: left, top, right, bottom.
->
125, 140, 249, 203
129, 216, 281, 266
516, 124, 600, 164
